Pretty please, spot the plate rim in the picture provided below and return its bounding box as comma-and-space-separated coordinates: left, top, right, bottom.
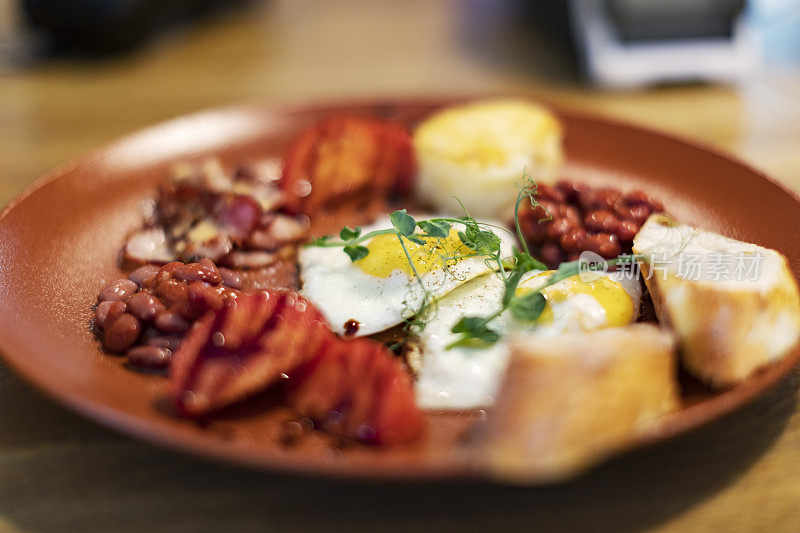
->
2, 96, 799, 482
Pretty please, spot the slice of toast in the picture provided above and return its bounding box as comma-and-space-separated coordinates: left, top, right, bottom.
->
633, 214, 800, 388
476, 324, 679, 484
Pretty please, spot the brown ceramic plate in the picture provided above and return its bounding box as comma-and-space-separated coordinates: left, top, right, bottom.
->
1, 98, 799, 482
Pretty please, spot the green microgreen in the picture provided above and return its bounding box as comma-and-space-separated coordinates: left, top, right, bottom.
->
509, 291, 547, 321
343, 244, 369, 262
389, 209, 417, 237
308, 172, 644, 349
417, 219, 451, 239
339, 226, 361, 241
448, 316, 501, 348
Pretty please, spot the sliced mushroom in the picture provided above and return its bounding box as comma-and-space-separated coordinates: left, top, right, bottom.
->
201, 159, 232, 192
269, 215, 308, 243
124, 227, 176, 264
220, 250, 279, 269
245, 228, 279, 250
181, 233, 233, 263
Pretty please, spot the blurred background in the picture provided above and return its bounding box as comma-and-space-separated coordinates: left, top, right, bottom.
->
1, 0, 799, 204
1, 2, 800, 531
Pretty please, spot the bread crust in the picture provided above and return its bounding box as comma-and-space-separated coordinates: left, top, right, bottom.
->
477, 324, 679, 483
634, 215, 800, 388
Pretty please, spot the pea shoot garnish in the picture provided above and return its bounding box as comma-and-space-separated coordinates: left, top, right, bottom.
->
308, 174, 640, 349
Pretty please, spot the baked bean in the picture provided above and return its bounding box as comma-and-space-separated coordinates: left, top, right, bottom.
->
540, 242, 565, 267
521, 179, 666, 267
125, 291, 165, 322
98, 279, 137, 302
584, 233, 621, 258
145, 334, 183, 351
546, 216, 579, 240
535, 183, 565, 203
598, 236, 622, 258
128, 265, 160, 287
127, 346, 172, 369
531, 200, 554, 222
616, 219, 640, 242
149, 270, 172, 289
160, 261, 185, 275
155, 311, 190, 334
94, 259, 242, 363
518, 208, 547, 242
562, 205, 581, 224
627, 204, 653, 224
625, 190, 647, 204
559, 228, 587, 253
153, 278, 189, 310
553, 203, 570, 217
595, 189, 622, 210
612, 199, 632, 219
627, 190, 664, 212
555, 180, 588, 203
187, 280, 226, 312
584, 209, 619, 233
218, 267, 242, 289
523, 223, 547, 243
174, 259, 222, 285
148, 261, 183, 288
103, 313, 141, 352
577, 190, 599, 211
199, 258, 221, 276
95, 300, 126, 329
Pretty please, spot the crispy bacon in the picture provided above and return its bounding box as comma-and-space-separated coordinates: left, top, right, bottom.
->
169, 289, 425, 445
286, 338, 424, 445
170, 290, 331, 417
279, 116, 415, 216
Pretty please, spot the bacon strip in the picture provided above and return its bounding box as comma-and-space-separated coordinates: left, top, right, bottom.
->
279, 116, 415, 216
169, 290, 425, 445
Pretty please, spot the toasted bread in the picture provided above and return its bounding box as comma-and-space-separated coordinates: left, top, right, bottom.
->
476, 324, 679, 483
633, 214, 800, 388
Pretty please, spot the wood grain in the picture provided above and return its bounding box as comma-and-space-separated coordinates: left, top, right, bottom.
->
1, 1, 800, 531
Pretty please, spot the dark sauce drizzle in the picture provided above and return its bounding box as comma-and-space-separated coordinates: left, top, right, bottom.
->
343, 319, 360, 336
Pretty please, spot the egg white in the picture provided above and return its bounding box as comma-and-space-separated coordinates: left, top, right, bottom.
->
298, 215, 516, 337
414, 270, 643, 410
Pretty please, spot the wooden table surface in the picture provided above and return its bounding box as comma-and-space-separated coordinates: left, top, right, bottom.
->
2, 2, 800, 531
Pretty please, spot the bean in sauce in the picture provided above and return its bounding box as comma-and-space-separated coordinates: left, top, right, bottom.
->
519, 180, 664, 268
94, 259, 241, 368
103, 313, 141, 353
98, 279, 137, 302
127, 346, 172, 369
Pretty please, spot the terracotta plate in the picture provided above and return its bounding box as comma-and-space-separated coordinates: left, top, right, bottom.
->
1, 98, 799, 481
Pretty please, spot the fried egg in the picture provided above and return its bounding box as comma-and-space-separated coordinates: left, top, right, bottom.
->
414, 269, 642, 410
298, 216, 516, 337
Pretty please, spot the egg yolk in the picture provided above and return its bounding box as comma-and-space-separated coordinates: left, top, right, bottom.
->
355, 228, 472, 279
517, 271, 633, 328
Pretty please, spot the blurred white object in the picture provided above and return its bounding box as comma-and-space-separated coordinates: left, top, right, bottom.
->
749, 0, 800, 66
569, 0, 759, 88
